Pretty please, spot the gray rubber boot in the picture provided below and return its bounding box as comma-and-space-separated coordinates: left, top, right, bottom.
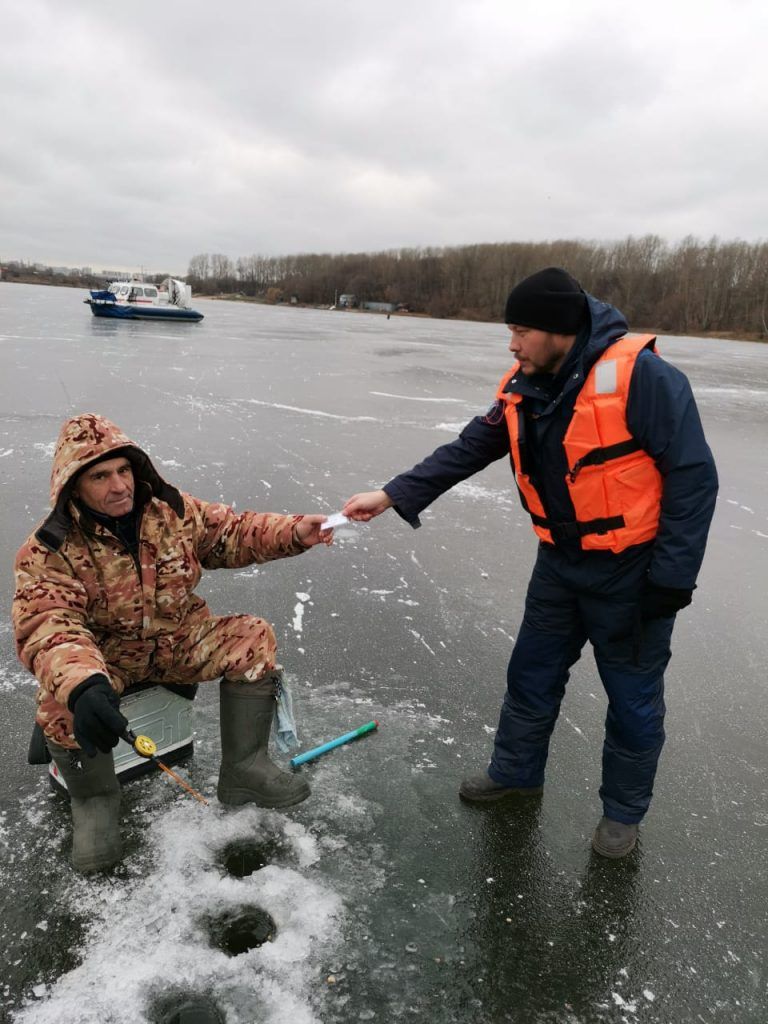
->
459, 771, 543, 803
591, 816, 639, 858
217, 675, 311, 809
48, 740, 122, 873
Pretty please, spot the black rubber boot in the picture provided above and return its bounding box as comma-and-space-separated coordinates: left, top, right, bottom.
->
591, 816, 638, 858
217, 674, 310, 809
48, 740, 122, 873
459, 772, 543, 803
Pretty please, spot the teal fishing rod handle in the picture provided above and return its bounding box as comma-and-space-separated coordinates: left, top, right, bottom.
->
290, 721, 378, 767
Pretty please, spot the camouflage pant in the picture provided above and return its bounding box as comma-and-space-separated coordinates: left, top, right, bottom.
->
36, 614, 276, 749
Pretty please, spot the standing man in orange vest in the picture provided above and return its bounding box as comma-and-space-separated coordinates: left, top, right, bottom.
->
342, 267, 718, 858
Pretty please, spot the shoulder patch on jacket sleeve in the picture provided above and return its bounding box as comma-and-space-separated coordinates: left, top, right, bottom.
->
483, 400, 505, 425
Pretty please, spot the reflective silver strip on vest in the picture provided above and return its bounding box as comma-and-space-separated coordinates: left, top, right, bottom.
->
595, 360, 617, 394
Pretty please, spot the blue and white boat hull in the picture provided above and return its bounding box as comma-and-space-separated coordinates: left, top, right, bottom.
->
86, 301, 204, 322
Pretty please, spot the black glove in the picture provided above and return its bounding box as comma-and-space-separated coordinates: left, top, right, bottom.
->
640, 581, 693, 621
68, 674, 128, 757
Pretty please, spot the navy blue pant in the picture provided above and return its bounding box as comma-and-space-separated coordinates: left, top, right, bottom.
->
488, 543, 675, 824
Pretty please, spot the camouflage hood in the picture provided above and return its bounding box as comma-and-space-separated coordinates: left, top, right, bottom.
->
37, 413, 184, 552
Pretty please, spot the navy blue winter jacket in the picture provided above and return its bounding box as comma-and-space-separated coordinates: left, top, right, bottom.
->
383, 293, 718, 591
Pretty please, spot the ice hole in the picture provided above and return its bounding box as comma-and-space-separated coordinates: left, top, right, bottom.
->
220, 836, 286, 877
206, 907, 276, 955
147, 991, 224, 1024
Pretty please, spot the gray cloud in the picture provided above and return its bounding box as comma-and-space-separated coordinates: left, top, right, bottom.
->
1, 0, 766, 272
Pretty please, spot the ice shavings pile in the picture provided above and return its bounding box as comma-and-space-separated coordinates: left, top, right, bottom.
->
12, 805, 342, 1024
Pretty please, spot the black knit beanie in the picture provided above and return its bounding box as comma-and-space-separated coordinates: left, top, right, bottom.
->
504, 267, 588, 334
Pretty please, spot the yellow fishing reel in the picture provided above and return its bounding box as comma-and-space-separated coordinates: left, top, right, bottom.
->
132, 734, 158, 758
120, 728, 208, 805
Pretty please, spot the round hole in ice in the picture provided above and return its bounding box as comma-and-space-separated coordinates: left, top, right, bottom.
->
207, 907, 276, 955
220, 837, 286, 877
147, 991, 224, 1024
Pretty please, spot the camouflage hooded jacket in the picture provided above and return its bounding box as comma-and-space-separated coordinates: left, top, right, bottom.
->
12, 414, 309, 706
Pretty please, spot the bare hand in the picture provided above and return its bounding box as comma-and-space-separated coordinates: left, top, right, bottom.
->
341, 489, 393, 522
295, 515, 334, 547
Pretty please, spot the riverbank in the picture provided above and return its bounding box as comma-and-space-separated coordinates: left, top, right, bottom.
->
2, 277, 766, 343
206, 291, 768, 343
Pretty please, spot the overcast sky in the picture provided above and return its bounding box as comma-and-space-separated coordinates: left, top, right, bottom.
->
2, 0, 767, 273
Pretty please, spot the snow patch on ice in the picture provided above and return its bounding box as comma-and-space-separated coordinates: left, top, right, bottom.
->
409, 630, 436, 656
233, 566, 260, 578
292, 603, 305, 633
12, 806, 342, 1024
563, 716, 587, 740
0, 666, 36, 694
452, 481, 515, 507
354, 587, 394, 603
694, 386, 768, 402
370, 391, 467, 403
292, 593, 312, 632
246, 398, 377, 423
611, 991, 638, 1012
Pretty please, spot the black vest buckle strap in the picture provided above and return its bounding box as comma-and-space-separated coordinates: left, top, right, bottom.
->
568, 438, 642, 483
530, 512, 627, 540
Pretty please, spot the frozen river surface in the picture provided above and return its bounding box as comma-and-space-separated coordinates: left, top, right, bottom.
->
0, 283, 766, 1023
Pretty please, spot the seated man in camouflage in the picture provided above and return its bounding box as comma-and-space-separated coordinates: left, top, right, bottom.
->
13, 413, 333, 873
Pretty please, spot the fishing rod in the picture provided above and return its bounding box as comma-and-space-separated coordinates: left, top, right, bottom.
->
121, 729, 208, 805
290, 720, 379, 767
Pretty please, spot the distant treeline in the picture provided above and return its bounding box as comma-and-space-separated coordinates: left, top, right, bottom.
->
187, 236, 768, 337
1, 265, 94, 289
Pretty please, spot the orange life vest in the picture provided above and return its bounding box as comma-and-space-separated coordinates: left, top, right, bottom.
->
496, 335, 663, 553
